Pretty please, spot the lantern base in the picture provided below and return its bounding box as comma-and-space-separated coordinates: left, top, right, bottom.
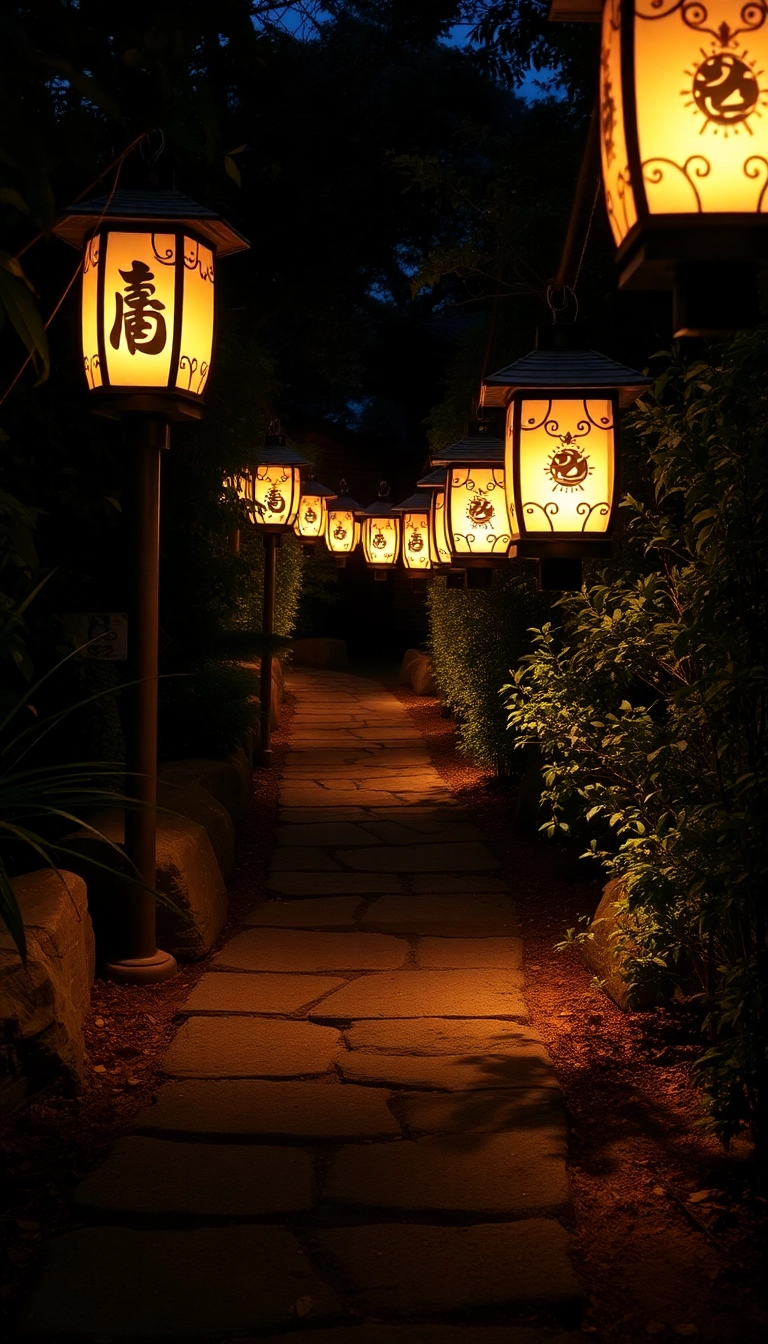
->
103, 949, 178, 986
538, 558, 582, 592
673, 263, 759, 338
372, 570, 388, 583
89, 390, 204, 422
511, 539, 611, 560
334, 556, 348, 569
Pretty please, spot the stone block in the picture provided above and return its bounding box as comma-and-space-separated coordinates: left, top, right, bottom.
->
180, 971, 346, 1015
580, 876, 661, 1010
244, 898, 363, 928
132, 1079, 401, 1139
162, 1016, 341, 1078
339, 841, 500, 872
399, 648, 438, 696
291, 637, 348, 669
343, 1017, 552, 1059
75, 1135, 313, 1216
65, 810, 228, 963
268, 871, 403, 896
159, 748, 251, 823
415, 937, 524, 969
270, 846, 342, 871
311, 969, 527, 1021
275, 822, 381, 847
394, 1086, 566, 1135
156, 778, 235, 880
17, 1225, 340, 1337
0, 870, 94, 1096
323, 1130, 570, 1216
315, 1221, 583, 1316
360, 893, 518, 936
215, 928, 409, 973
337, 1049, 557, 1092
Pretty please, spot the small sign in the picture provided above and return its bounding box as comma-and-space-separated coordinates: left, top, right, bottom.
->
64, 613, 128, 661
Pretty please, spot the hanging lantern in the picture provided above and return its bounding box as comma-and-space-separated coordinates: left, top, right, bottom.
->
416, 467, 452, 570
480, 325, 651, 584
53, 186, 248, 418
360, 483, 401, 580
552, 0, 768, 333
326, 480, 362, 567
294, 479, 337, 547
234, 426, 309, 533
431, 425, 511, 567
393, 493, 434, 572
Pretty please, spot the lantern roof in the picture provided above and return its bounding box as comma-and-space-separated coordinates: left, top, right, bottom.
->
330, 489, 362, 512
417, 468, 447, 489
393, 492, 432, 513
430, 428, 504, 466
249, 442, 310, 469
53, 187, 249, 257
301, 480, 337, 499
361, 498, 399, 518
481, 328, 651, 410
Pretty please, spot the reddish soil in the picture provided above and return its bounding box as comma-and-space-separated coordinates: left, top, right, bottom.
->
390, 679, 768, 1344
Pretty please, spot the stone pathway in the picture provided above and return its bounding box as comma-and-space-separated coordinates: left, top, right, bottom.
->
19, 670, 582, 1342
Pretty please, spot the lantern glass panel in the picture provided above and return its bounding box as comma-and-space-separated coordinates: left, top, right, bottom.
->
102, 231, 178, 387
402, 510, 432, 570
447, 466, 510, 557
600, 0, 637, 246
633, 0, 768, 218
175, 237, 215, 398
82, 235, 102, 389
430, 490, 452, 566
295, 493, 328, 540
363, 515, 400, 567
510, 398, 615, 537
237, 464, 302, 529
327, 510, 360, 554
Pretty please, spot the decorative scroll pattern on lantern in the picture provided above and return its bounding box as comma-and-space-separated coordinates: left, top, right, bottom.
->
362, 515, 400, 567
600, 0, 638, 246
447, 466, 511, 557
510, 399, 615, 536
82, 236, 102, 389
236, 464, 302, 530
176, 236, 214, 397
402, 509, 432, 570
295, 493, 328, 540
326, 509, 360, 555
430, 490, 452, 566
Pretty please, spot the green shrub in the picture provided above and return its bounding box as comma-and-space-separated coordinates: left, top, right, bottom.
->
158, 660, 260, 761
428, 567, 542, 772
504, 334, 768, 1170
232, 528, 304, 640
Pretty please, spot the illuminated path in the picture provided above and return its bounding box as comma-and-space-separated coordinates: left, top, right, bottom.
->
20, 669, 581, 1341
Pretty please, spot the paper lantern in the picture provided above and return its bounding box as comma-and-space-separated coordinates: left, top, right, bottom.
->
360, 484, 401, 579
431, 428, 511, 566
416, 467, 452, 569
234, 430, 308, 533
294, 480, 337, 544
326, 481, 362, 566
393, 493, 433, 572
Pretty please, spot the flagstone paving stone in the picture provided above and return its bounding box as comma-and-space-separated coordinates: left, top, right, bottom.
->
274, 822, 384, 846
360, 820, 485, 844
323, 1131, 570, 1216
311, 969, 527, 1021
162, 1016, 341, 1078
180, 971, 346, 1015
214, 929, 409, 972
17, 1226, 341, 1337
267, 871, 403, 895
131, 1079, 401, 1139
336, 1049, 556, 1092
415, 936, 524, 969
269, 846, 342, 870
339, 841, 500, 872
259, 1330, 576, 1344
314, 1221, 582, 1316
244, 897, 364, 927
394, 1086, 565, 1135
412, 873, 510, 892
342, 1018, 551, 1059
360, 893, 519, 936
75, 1136, 314, 1216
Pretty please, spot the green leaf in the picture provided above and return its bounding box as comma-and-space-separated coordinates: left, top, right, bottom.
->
224, 156, 242, 187
0, 252, 49, 383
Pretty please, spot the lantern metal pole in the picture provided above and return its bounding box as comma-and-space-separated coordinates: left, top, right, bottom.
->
260, 532, 278, 766
104, 412, 177, 985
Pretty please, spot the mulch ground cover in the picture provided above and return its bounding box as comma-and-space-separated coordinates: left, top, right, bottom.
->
1, 675, 766, 1343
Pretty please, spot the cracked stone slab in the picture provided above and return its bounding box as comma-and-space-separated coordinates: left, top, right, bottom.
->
180, 972, 346, 1015
360, 894, 517, 936
16, 1225, 340, 1338
322, 1130, 569, 1216
343, 1018, 548, 1057
310, 970, 526, 1021
337, 1049, 557, 1092
269, 847, 342, 871
393, 1086, 566, 1135
412, 874, 510, 893
162, 1016, 341, 1078
314, 1221, 583, 1316
280, 807, 382, 823
214, 929, 409, 973
414, 937, 524, 969
267, 871, 403, 896
359, 820, 485, 845
244, 898, 364, 928
75, 1136, 313, 1216
274, 823, 383, 847
338, 842, 500, 872
131, 1079, 401, 1140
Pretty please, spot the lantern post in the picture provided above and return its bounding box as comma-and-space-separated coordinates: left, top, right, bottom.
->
233, 428, 308, 765
54, 184, 248, 984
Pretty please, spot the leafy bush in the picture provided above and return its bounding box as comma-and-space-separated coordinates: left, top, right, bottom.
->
505, 335, 768, 1169
428, 567, 542, 772
158, 660, 260, 761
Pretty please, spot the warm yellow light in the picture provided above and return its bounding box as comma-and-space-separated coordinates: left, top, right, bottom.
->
326, 509, 360, 555
236, 463, 302, 531
430, 490, 452, 566
446, 465, 511, 558
294, 493, 328, 541
402, 510, 432, 571
362, 515, 400, 568
508, 398, 615, 538
81, 228, 215, 404
601, 0, 768, 248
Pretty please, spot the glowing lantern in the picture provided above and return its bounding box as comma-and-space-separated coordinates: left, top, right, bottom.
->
481, 325, 651, 584
54, 186, 248, 417
416, 468, 452, 570
552, 0, 768, 333
431, 426, 511, 566
392, 493, 433, 572
360, 484, 401, 579
294, 480, 337, 546
234, 427, 308, 533
326, 481, 362, 567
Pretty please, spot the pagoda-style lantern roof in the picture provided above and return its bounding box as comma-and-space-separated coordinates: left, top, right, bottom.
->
481, 328, 651, 410
416, 467, 448, 488
53, 187, 249, 257
430, 428, 504, 465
